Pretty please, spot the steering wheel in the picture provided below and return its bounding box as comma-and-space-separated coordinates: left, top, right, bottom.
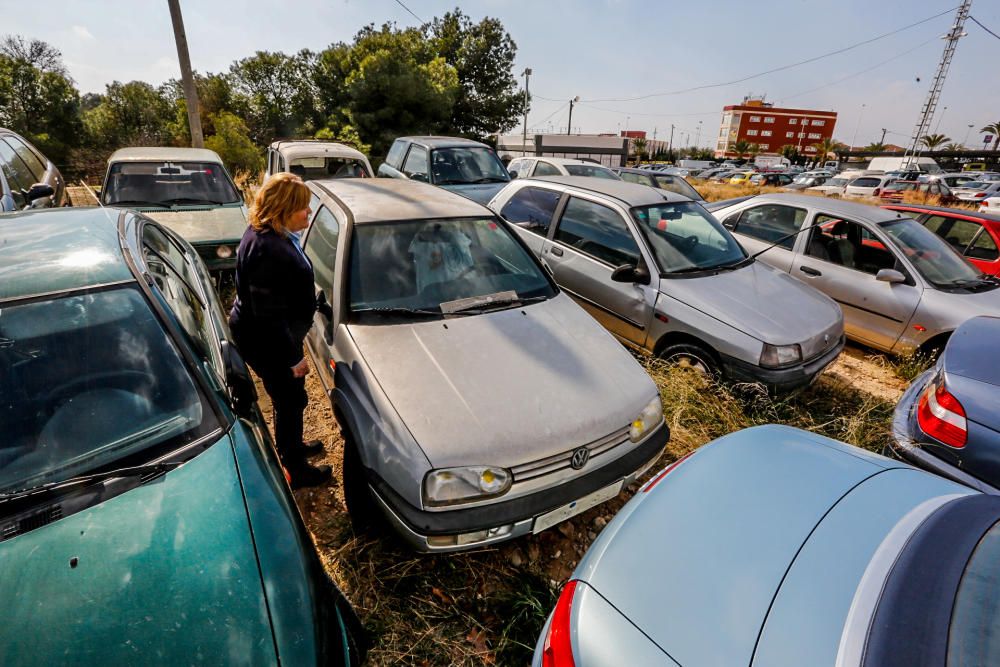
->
681, 235, 700, 251
43, 370, 157, 407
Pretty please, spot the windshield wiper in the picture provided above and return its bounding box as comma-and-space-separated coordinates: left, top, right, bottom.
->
0, 461, 184, 504
442, 294, 548, 314
352, 306, 442, 317
434, 179, 468, 186
159, 197, 226, 205
470, 177, 508, 184
713, 256, 755, 271
109, 199, 170, 208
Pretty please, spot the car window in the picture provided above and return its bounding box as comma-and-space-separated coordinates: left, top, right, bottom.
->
924, 215, 949, 235
967, 227, 999, 261
850, 178, 881, 188
564, 164, 619, 180
879, 218, 984, 288
402, 145, 429, 181
0, 287, 219, 494
940, 219, 984, 254
0, 139, 37, 203
303, 205, 340, 297
555, 197, 641, 267
533, 161, 561, 177
807, 215, 896, 275
633, 202, 745, 273
653, 174, 703, 200
619, 171, 652, 187
733, 204, 807, 249
290, 157, 369, 180
385, 140, 408, 168
499, 186, 562, 236
947, 520, 1000, 666
431, 147, 508, 185
103, 161, 241, 206
2, 136, 46, 182
507, 159, 525, 175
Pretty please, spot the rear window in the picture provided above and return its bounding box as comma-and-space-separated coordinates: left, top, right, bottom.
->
564, 164, 620, 180
948, 520, 1000, 666
851, 178, 881, 188
103, 161, 241, 206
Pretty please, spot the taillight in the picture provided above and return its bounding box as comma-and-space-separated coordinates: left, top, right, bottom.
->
542, 580, 578, 667
642, 450, 695, 493
916, 378, 967, 448
974, 192, 988, 198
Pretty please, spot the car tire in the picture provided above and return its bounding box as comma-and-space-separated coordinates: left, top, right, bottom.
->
342, 434, 380, 534
657, 342, 719, 378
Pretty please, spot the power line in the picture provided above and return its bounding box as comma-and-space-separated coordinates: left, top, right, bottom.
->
970, 15, 1000, 41
581, 7, 957, 102
391, 0, 424, 23
533, 101, 570, 128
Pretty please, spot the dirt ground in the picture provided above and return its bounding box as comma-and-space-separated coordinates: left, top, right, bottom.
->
250, 341, 906, 665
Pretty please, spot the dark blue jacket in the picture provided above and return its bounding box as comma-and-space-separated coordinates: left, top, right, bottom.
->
229, 225, 315, 372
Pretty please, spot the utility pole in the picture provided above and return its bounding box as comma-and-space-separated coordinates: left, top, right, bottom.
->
903, 0, 971, 168
850, 103, 866, 150
167, 0, 204, 148
695, 120, 702, 149
566, 96, 580, 135
521, 68, 532, 156
880, 128, 888, 146
668, 124, 675, 157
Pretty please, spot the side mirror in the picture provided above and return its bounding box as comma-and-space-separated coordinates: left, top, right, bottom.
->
611, 263, 651, 285
410, 173, 428, 183
25, 183, 54, 205
221, 340, 258, 418
876, 268, 906, 284
508, 170, 519, 179
722, 216, 738, 230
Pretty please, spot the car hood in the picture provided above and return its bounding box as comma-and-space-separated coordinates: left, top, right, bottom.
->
347, 293, 657, 469
572, 425, 901, 667
658, 261, 843, 348
0, 438, 276, 664
438, 182, 509, 204
138, 205, 247, 243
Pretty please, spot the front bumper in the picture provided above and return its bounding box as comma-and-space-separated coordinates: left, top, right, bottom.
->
720, 335, 845, 393
890, 370, 1000, 494
369, 423, 670, 553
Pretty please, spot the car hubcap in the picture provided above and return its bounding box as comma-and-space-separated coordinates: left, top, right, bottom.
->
666, 353, 710, 375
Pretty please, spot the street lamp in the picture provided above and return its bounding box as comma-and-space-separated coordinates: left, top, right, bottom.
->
933, 106, 948, 134
850, 103, 866, 150
963, 123, 974, 147
567, 96, 580, 135
695, 120, 703, 148
521, 67, 532, 156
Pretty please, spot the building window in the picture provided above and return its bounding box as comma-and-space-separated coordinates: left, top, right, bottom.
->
808, 133, 821, 139
761, 130, 772, 137
764, 117, 775, 123
805, 146, 817, 152
746, 129, 758, 136
811, 119, 825, 126
789, 118, 798, 125
749, 116, 761, 122
759, 144, 769, 149
720, 128, 726, 137
717, 141, 726, 150
786, 132, 794, 138
798, 132, 806, 138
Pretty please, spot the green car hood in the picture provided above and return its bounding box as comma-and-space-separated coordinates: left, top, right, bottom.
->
0, 437, 277, 665
140, 205, 247, 244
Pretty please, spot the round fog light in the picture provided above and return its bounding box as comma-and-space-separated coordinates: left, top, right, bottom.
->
216, 245, 233, 259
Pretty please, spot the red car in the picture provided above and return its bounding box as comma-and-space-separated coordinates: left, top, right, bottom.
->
882, 203, 1000, 276
878, 180, 958, 204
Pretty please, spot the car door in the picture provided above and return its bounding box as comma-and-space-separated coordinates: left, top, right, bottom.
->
721, 202, 807, 273
496, 184, 564, 257
302, 203, 344, 392
400, 144, 430, 182
791, 213, 921, 350
541, 194, 655, 345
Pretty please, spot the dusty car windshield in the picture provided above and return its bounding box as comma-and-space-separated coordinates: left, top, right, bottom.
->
348, 217, 556, 315
289, 156, 370, 180
0, 287, 218, 493
565, 164, 620, 179
103, 161, 242, 206
653, 174, 704, 200
632, 202, 746, 273
430, 147, 510, 185
878, 218, 988, 289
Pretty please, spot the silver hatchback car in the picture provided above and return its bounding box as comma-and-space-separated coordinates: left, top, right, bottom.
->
299, 179, 669, 552
488, 177, 845, 392
710, 194, 1000, 354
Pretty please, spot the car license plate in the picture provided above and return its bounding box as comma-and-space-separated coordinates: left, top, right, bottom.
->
532, 480, 624, 535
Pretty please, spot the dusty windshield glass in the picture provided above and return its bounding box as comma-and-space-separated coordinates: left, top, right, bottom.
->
289, 156, 370, 180
430, 147, 510, 185
565, 164, 619, 180
632, 202, 746, 273
0, 287, 217, 493
878, 218, 987, 288
348, 217, 555, 315
103, 161, 242, 206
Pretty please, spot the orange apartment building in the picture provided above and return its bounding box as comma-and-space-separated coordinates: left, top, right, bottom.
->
715, 97, 837, 158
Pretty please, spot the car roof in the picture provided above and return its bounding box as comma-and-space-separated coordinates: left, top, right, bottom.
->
108, 147, 224, 164
396, 135, 491, 149
734, 193, 906, 222
523, 175, 691, 206
881, 202, 1000, 225
268, 140, 367, 161
309, 178, 492, 224
0, 207, 135, 301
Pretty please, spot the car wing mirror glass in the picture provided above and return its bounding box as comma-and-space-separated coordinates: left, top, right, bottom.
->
611, 263, 651, 284
876, 268, 906, 284
221, 340, 258, 418
25, 182, 54, 204
508, 170, 518, 179
410, 173, 428, 183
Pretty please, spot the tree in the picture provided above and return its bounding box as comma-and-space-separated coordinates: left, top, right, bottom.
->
427, 9, 524, 139
747, 143, 762, 159
731, 140, 750, 159
812, 138, 843, 163
780, 144, 799, 164
943, 143, 964, 152
84, 81, 172, 150
204, 111, 263, 174
1, 35, 67, 75
229, 50, 319, 144
921, 133, 950, 150
632, 137, 648, 162
863, 141, 887, 151
980, 122, 1000, 151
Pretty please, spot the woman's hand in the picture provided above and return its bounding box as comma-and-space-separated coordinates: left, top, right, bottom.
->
291, 358, 310, 378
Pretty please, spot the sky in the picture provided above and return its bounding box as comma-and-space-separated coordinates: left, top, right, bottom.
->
6, 0, 1000, 150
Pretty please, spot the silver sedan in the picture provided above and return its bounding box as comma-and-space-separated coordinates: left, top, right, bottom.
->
709, 193, 1000, 354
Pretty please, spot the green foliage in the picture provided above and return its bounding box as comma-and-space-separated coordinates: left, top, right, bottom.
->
921, 133, 950, 150
979, 122, 1000, 151
204, 111, 263, 174
780, 144, 800, 164
228, 50, 319, 144
0, 52, 81, 164
864, 141, 887, 151
314, 124, 371, 156
732, 139, 750, 157
84, 81, 172, 150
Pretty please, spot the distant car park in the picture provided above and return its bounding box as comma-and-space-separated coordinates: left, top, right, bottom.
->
508, 156, 620, 180
878, 180, 958, 205
952, 180, 1000, 204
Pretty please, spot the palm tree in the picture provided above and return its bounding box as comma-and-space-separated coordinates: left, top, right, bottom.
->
921, 133, 951, 150
748, 143, 762, 159
943, 143, 964, 152
780, 144, 799, 165
980, 122, 1000, 151
864, 142, 887, 152
732, 139, 750, 160
632, 137, 648, 163
812, 138, 843, 163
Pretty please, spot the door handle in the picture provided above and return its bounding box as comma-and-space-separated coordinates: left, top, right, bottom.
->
549, 246, 564, 257
799, 265, 822, 277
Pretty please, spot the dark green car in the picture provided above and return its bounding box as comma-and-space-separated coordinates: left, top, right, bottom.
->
0, 208, 364, 665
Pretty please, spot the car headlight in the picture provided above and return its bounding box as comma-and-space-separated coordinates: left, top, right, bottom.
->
760, 343, 803, 368
629, 396, 664, 442
423, 466, 512, 507
216, 245, 233, 259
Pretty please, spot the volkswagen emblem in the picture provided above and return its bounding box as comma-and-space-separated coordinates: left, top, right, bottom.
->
824, 333, 830, 343
570, 447, 590, 470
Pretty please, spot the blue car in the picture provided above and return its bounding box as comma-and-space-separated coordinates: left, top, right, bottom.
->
892, 315, 1000, 493
533, 425, 1000, 666
377, 136, 510, 204
0, 208, 364, 665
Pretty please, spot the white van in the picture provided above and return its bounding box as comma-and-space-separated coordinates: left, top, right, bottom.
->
866, 157, 940, 174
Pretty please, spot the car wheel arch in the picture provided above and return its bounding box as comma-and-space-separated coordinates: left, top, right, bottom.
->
919, 331, 951, 358
653, 332, 721, 366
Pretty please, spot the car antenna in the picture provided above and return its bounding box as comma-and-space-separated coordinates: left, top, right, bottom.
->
748, 223, 825, 261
